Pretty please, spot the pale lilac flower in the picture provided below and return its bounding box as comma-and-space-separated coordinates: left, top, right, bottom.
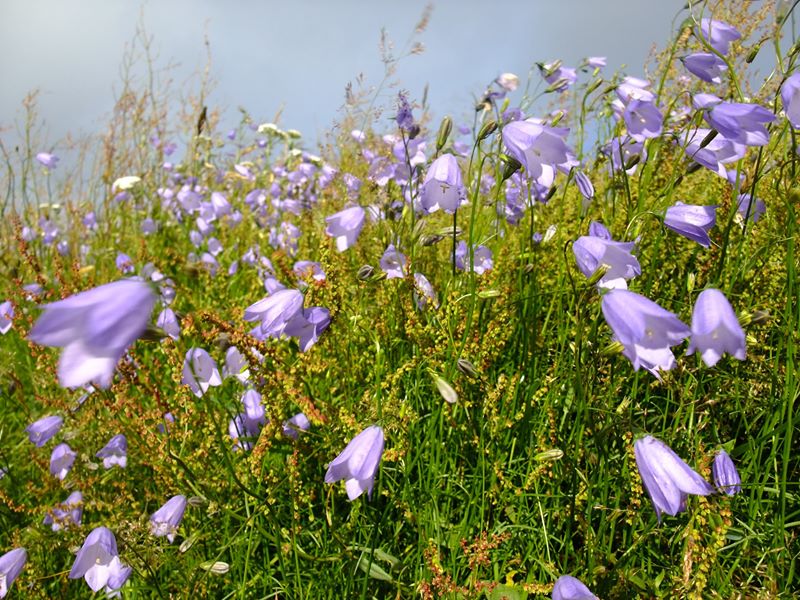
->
623, 99, 663, 141
496, 72, 520, 92
181, 348, 222, 398
664, 201, 717, 247
351, 129, 366, 143
25, 415, 63, 447
210, 192, 231, 217
616, 77, 655, 104
682, 52, 727, 84
115, 253, 134, 274
149, 495, 188, 543
141, 217, 157, 235
282, 413, 310, 439
573, 234, 640, 289
737, 193, 766, 223
343, 173, 362, 199
241, 389, 266, 433
380, 244, 408, 279
781, 73, 800, 129
587, 56, 606, 69
454, 241, 493, 275
36, 152, 59, 169
156, 308, 180, 340
43, 491, 83, 531
686, 288, 746, 367
683, 127, 746, 182
0, 547, 27, 598
293, 261, 326, 283
601, 289, 690, 378
713, 450, 742, 495
28, 279, 157, 388
244, 288, 304, 338
325, 206, 366, 251
229, 414, 254, 451
96, 434, 127, 469
396, 92, 415, 132
413, 273, 438, 310
542, 62, 577, 92
325, 425, 384, 501
634, 435, 714, 521
574, 170, 594, 201
0, 301, 12, 335
589, 221, 612, 240
419, 154, 465, 214
224, 346, 249, 382
69, 527, 131, 594
603, 136, 648, 174
503, 121, 577, 187
283, 306, 331, 351
699, 18, 741, 55
693, 94, 775, 146
50, 442, 77, 480
552, 574, 597, 599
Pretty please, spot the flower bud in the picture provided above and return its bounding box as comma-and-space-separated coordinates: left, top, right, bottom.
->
432, 374, 458, 404
500, 154, 522, 182
456, 358, 478, 378
699, 129, 718, 148
746, 42, 762, 64
358, 265, 375, 281
436, 116, 453, 152
534, 448, 564, 462
478, 120, 498, 141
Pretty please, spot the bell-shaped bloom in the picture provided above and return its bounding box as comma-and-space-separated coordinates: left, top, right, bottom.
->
413, 273, 438, 310
712, 449, 742, 495
664, 201, 717, 247
150, 495, 188, 543
325, 206, 365, 251
503, 121, 577, 187
282, 412, 311, 439
693, 94, 776, 147
737, 193, 766, 223
0, 301, 13, 335
223, 346, 250, 382
380, 244, 408, 279
241, 389, 266, 433
36, 152, 59, 169
573, 235, 641, 289
419, 154, 465, 214
552, 574, 597, 600
283, 306, 331, 352
623, 99, 663, 141
454, 241, 494, 275
293, 260, 326, 283
634, 435, 714, 521
181, 348, 222, 398
699, 18, 741, 55
686, 288, 746, 367
0, 547, 27, 598
69, 527, 131, 594
25, 415, 63, 447
682, 52, 727, 84
574, 170, 594, 201
683, 127, 746, 183
602, 136, 647, 174
50, 442, 77, 480
43, 491, 83, 531
587, 56, 606, 68
28, 279, 157, 388
115, 253, 134, 274
601, 290, 690, 378
781, 73, 800, 129
496, 72, 519, 92
96, 434, 127, 469
588, 221, 612, 240
541, 62, 577, 92
244, 288, 304, 339
156, 307, 180, 340
325, 425, 384, 501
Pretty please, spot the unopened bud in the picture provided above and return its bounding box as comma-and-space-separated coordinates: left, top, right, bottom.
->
746, 43, 762, 63
601, 340, 625, 356
686, 272, 696, 294
421, 234, 444, 246
686, 161, 703, 174
477, 289, 501, 299
550, 111, 565, 126
624, 155, 641, 170
699, 129, 718, 149
501, 154, 522, 181
436, 116, 453, 152
357, 265, 375, 281
431, 374, 458, 404
201, 561, 230, 575
586, 263, 610, 286
456, 358, 478, 378
534, 448, 564, 462
546, 78, 570, 93
408, 124, 421, 140
478, 120, 498, 141
545, 185, 559, 202
586, 77, 604, 94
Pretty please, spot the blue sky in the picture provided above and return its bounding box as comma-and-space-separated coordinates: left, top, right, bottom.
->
1, 0, 690, 149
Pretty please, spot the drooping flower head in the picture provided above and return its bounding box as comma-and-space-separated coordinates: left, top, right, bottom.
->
380, 244, 409, 279
43, 491, 83, 531
686, 288, 746, 367
95, 434, 127, 469
623, 99, 663, 141
503, 120, 577, 187
181, 348, 222, 398
541, 61, 577, 92
0, 547, 27, 598
29, 279, 157, 388
69, 527, 131, 594
325, 425, 385, 501
781, 73, 800, 129
419, 154, 465, 214
325, 206, 366, 251
699, 18, 741, 55
712, 449, 742, 495
244, 288, 304, 339
634, 435, 714, 521
36, 152, 59, 169
682, 52, 728, 84
150, 495, 188, 543
0, 301, 14, 335
454, 241, 494, 275
682, 127, 746, 183
693, 93, 776, 147
573, 233, 641, 290
25, 415, 63, 447
552, 574, 597, 599
50, 442, 77, 480
601, 289, 690, 378
282, 413, 311, 440
664, 201, 717, 248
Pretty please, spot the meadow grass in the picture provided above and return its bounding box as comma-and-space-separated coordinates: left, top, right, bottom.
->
0, 1, 798, 598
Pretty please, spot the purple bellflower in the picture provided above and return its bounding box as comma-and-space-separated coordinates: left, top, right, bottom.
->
573, 234, 641, 290
28, 279, 157, 388
43, 491, 83, 531
0, 547, 27, 598
552, 574, 597, 600
95, 434, 127, 469
634, 435, 714, 521
682, 52, 727, 84
181, 348, 222, 398
601, 289, 690, 378
574, 170, 594, 201
686, 288, 746, 367
50, 442, 77, 480
283, 306, 331, 352
150, 495, 188, 543
36, 152, 59, 169
602, 136, 647, 174
454, 241, 494, 275
25, 415, 63, 447
541, 62, 577, 92
503, 120, 577, 187
713, 449, 742, 495
699, 18, 741, 55
115, 253, 134, 274
380, 244, 409, 279
0, 301, 14, 334
737, 193, 766, 223
413, 273, 438, 310
419, 154, 465, 214
587, 56, 607, 68
781, 73, 800, 129
223, 346, 250, 382
283, 412, 311, 439
623, 99, 663, 141
156, 307, 180, 340
244, 288, 304, 338
693, 93, 776, 146
325, 206, 366, 251
325, 425, 385, 501
69, 527, 131, 594
664, 201, 717, 247
683, 127, 746, 183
